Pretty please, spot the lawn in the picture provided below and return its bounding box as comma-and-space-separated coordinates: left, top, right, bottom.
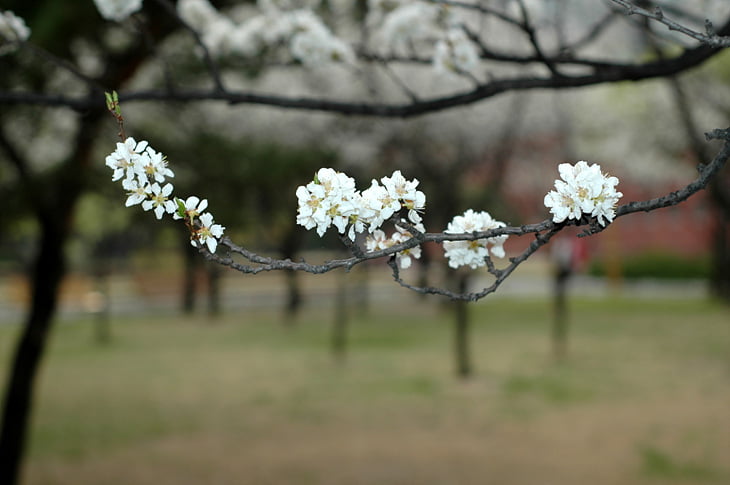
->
2, 296, 728, 485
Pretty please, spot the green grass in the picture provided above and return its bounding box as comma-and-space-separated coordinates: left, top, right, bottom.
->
1, 297, 728, 485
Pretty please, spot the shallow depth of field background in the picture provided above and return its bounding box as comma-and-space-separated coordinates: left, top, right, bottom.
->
1, 2, 730, 484
1, 260, 728, 485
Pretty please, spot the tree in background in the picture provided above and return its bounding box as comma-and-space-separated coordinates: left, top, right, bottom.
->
1, 1, 730, 484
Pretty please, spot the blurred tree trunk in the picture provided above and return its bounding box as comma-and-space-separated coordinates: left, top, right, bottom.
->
93, 265, 112, 344
279, 223, 304, 320
0, 220, 66, 485
181, 238, 199, 314
709, 179, 730, 301
331, 269, 348, 363
0, 111, 101, 485
552, 265, 570, 361
647, 21, 730, 303
666, 78, 730, 302
207, 263, 221, 318
454, 274, 472, 378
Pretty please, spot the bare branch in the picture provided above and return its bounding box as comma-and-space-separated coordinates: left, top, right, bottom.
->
608, 0, 730, 47
149, 0, 226, 92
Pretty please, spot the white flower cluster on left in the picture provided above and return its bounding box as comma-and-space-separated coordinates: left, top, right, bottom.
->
105, 137, 225, 252
0, 10, 30, 55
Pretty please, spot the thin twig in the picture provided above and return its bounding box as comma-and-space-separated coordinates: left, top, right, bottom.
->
608, 0, 730, 47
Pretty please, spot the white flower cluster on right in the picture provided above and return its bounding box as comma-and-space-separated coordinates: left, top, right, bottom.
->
543, 161, 622, 226
0, 10, 30, 55
443, 209, 508, 269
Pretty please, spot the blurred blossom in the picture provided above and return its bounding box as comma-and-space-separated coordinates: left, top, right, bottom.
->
433, 28, 480, 77
93, 0, 143, 22
0, 10, 30, 54
443, 210, 508, 269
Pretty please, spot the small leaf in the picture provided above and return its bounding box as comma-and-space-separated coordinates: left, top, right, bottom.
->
175, 198, 186, 218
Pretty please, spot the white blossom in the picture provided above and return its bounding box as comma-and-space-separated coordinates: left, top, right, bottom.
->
93, 0, 143, 22
390, 222, 423, 269
380, 170, 426, 222
141, 183, 176, 219
135, 147, 175, 185
105, 137, 148, 182
360, 179, 400, 229
105, 139, 225, 252
296, 168, 426, 242
0, 10, 30, 55
122, 177, 149, 207
295, 168, 359, 237
290, 28, 355, 66
433, 28, 480, 76
177, 0, 220, 31
443, 210, 508, 269
544, 161, 622, 226
364, 221, 424, 270
174, 195, 209, 222
228, 16, 268, 57
194, 212, 226, 253
377, 2, 441, 51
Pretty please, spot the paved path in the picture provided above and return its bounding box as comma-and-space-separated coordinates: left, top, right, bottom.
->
0, 258, 710, 323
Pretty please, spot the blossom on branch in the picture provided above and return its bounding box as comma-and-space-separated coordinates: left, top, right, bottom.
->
443, 210, 508, 269
295, 168, 360, 237
193, 212, 226, 253
365, 221, 425, 269
0, 10, 30, 54
105, 135, 225, 253
543, 161, 622, 226
295, 168, 426, 242
141, 183, 176, 219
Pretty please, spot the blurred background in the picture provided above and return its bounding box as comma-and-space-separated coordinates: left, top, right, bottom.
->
1, 1, 729, 484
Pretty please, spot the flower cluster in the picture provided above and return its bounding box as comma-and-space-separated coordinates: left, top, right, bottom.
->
176, 0, 355, 66
543, 161, 623, 226
366, 221, 425, 270
105, 137, 225, 252
443, 210, 508, 269
0, 10, 30, 55
368, 0, 481, 77
296, 168, 426, 268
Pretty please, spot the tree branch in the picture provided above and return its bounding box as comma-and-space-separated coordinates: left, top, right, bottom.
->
197, 127, 730, 301
608, 0, 730, 47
